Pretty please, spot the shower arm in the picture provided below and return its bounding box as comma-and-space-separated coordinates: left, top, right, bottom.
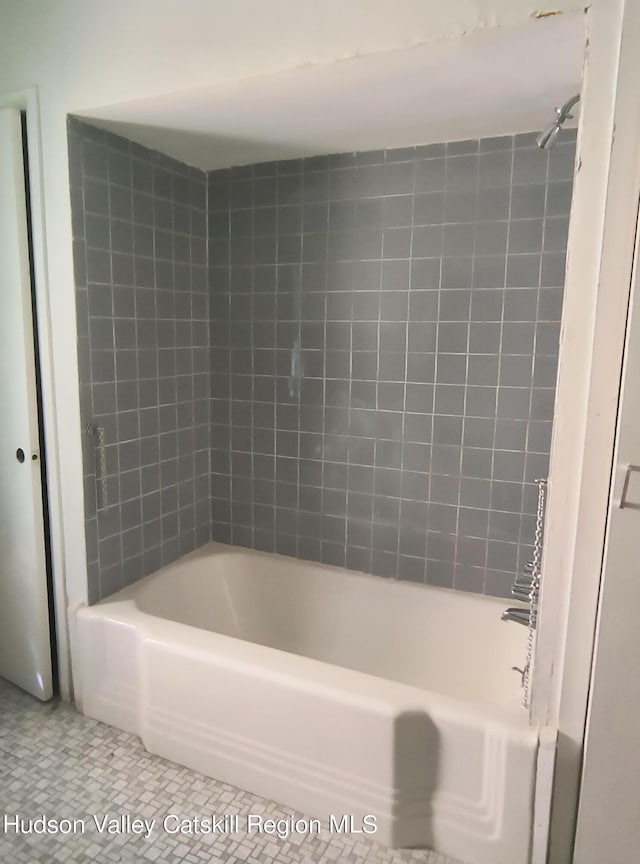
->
554, 94, 580, 125
537, 93, 581, 150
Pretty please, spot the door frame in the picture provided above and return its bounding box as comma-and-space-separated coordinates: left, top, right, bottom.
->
571, 169, 640, 864
531, 0, 640, 861
0, 86, 72, 700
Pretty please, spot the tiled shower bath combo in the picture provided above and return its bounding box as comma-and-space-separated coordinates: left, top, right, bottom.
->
69, 117, 575, 864
69, 118, 574, 600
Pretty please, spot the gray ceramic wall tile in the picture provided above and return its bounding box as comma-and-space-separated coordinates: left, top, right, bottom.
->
69, 117, 210, 602
72, 120, 573, 602
207, 132, 574, 598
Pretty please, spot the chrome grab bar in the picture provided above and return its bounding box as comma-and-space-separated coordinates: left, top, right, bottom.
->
86, 421, 108, 510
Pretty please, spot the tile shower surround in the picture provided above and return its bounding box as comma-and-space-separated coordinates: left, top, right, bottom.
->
69, 117, 574, 601
69, 118, 210, 602
208, 132, 575, 597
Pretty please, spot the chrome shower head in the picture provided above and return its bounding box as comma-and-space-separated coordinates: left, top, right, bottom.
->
536, 123, 562, 150
537, 94, 580, 150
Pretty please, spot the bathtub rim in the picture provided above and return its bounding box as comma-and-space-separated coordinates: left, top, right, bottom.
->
98, 540, 527, 620
80, 544, 536, 735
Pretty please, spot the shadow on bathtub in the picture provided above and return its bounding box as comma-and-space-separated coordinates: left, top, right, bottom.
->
392, 710, 440, 848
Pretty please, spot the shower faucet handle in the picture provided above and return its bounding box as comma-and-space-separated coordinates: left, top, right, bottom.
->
512, 584, 532, 601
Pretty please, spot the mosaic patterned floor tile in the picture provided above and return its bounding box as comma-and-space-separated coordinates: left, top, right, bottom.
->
0, 677, 463, 864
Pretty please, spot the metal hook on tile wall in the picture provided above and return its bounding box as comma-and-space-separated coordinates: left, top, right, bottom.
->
86, 421, 108, 510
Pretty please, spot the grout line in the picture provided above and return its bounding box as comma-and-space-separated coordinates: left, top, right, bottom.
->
486, 134, 515, 593
452, 138, 480, 591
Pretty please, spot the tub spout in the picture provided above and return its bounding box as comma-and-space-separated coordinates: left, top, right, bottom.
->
501, 607, 532, 627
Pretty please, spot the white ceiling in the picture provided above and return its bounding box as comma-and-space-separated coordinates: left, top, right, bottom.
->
79, 13, 585, 171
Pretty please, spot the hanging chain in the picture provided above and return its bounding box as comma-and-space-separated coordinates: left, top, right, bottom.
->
86, 422, 108, 510
522, 478, 548, 709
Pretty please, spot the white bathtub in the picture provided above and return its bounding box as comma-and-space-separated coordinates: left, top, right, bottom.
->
75, 542, 537, 864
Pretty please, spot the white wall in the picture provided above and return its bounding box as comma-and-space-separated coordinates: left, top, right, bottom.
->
1, 1, 588, 108
76, 15, 584, 170
0, 0, 587, 697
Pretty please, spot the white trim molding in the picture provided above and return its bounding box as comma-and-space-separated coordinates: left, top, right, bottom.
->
0, 86, 85, 701
532, 0, 640, 860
